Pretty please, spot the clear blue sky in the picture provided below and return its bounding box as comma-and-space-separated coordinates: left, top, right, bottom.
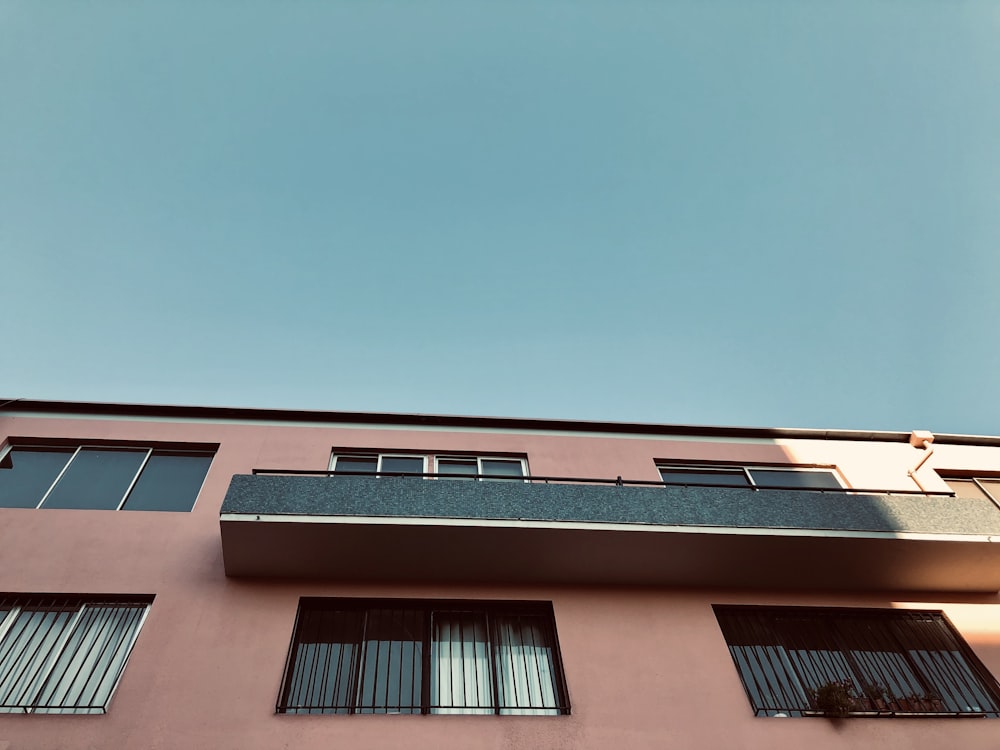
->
2, 1, 999, 434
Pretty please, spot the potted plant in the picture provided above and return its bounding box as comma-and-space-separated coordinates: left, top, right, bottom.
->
899, 691, 946, 713
858, 680, 890, 711
808, 679, 862, 717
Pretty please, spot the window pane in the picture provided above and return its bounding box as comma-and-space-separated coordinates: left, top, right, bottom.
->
432, 612, 493, 714
283, 608, 363, 714
34, 603, 148, 714
944, 479, 995, 502
0, 448, 75, 508
715, 610, 811, 714
121, 451, 213, 512
714, 606, 1000, 717
41, 449, 147, 510
334, 457, 377, 474
356, 608, 423, 713
0, 606, 76, 713
940, 472, 1000, 502
978, 480, 1000, 503
749, 470, 841, 489
378, 456, 424, 475
278, 600, 567, 716
659, 468, 749, 487
480, 460, 524, 481
437, 459, 478, 480
493, 614, 560, 715
0, 598, 150, 715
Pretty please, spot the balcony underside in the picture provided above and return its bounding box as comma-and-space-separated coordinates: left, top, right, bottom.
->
220, 475, 1000, 591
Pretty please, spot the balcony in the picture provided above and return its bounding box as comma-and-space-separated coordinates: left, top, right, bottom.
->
219, 471, 1000, 591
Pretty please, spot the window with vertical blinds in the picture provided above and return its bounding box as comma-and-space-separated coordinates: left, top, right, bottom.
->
0, 595, 152, 713
714, 605, 1000, 717
277, 599, 569, 715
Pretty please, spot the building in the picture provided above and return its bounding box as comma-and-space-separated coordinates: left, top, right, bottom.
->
1, 398, 1000, 749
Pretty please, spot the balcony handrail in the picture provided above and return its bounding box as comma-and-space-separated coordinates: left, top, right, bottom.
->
248, 468, 957, 496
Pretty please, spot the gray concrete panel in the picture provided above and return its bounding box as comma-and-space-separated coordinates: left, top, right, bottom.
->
220, 475, 1000, 536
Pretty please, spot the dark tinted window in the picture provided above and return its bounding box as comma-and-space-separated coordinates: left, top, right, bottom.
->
437, 459, 477, 479
481, 459, 524, 480
334, 457, 378, 473
659, 466, 841, 489
379, 456, 424, 475
0, 447, 75, 508
356, 607, 425, 714
41, 449, 147, 510
122, 451, 213, 512
714, 605, 1000, 717
659, 468, 749, 487
284, 608, 364, 714
749, 469, 841, 489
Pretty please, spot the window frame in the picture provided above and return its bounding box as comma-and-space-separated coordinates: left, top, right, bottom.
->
329, 453, 429, 476
434, 456, 528, 481
0, 594, 153, 714
937, 472, 1000, 510
0, 442, 215, 512
276, 598, 570, 716
713, 604, 1000, 718
657, 462, 844, 490
328, 452, 530, 481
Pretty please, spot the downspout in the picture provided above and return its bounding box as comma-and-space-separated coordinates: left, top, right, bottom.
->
907, 430, 935, 493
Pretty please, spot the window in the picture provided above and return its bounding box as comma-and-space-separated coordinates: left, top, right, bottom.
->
714, 605, 1000, 717
0, 595, 152, 714
330, 453, 527, 481
278, 599, 569, 715
658, 464, 842, 490
939, 473, 1000, 506
330, 453, 427, 476
435, 456, 525, 481
0, 444, 213, 512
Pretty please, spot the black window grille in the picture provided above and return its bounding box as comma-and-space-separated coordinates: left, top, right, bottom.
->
277, 599, 570, 715
0, 594, 152, 714
714, 605, 1000, 717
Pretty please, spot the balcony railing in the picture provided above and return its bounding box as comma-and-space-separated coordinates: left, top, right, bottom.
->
250, 468, 959, 496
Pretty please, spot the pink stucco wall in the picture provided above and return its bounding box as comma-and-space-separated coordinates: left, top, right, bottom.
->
1, 411, 999, 749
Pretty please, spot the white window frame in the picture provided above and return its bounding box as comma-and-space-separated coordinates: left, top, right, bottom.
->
329, 453, 529, 480
329, 453, 429, 475
434, 456, 529, 481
